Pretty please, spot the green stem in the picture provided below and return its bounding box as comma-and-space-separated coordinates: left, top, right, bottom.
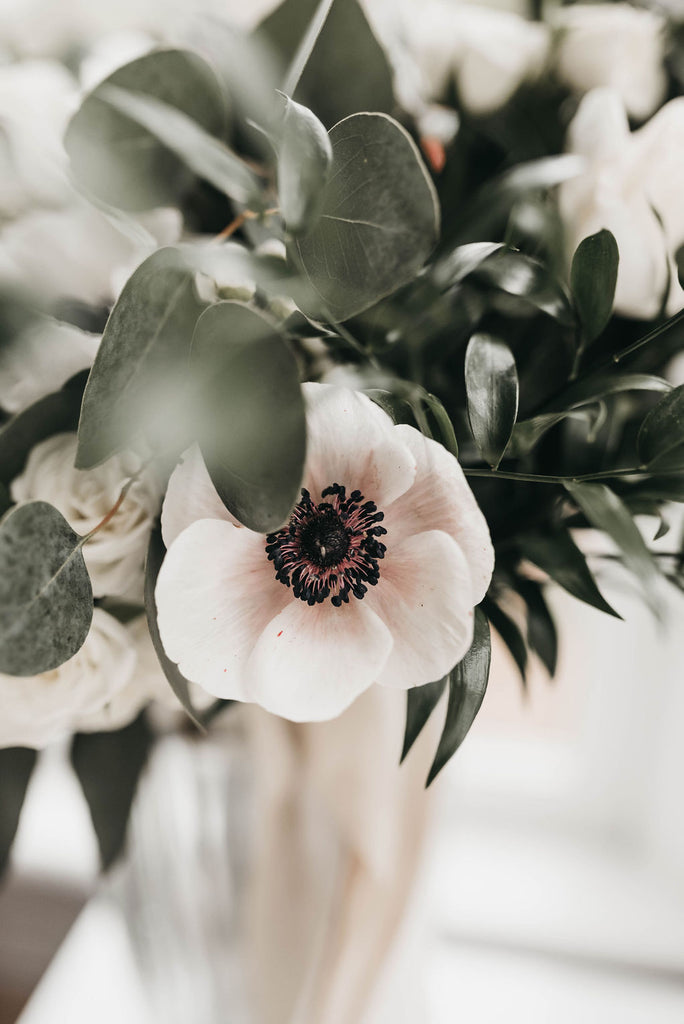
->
607, 307, 684, 368
463, 466, 649, 485
282, 0, 335, 96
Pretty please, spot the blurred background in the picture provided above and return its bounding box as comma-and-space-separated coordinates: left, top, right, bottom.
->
2, 0, 684, 1021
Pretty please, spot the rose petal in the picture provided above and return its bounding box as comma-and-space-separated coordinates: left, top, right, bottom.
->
383, 427, 494, 604
245, 599, 393, 722
365, 530, 475, 690
302, 383, 416, 507
155, 518, 288, 701
161, 444, 237, 548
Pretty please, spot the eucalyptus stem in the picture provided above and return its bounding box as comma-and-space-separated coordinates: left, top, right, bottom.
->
81, 462, 150, 545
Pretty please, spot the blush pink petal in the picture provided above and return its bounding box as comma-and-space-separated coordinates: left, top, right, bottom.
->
161, 444, 238, 548
245, 599, 393, 722
155, 518, 288, 701
302, 383, 416, 506
365, 530, 475, 690
383, 427, 494, 604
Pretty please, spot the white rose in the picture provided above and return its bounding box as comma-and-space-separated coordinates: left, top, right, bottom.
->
0, 317, 99, 415
553, 3, 667, 121
0, 608, 146, 749
406, 1, 550, 115
559, 89, 684, 321
11, 433, 163, 599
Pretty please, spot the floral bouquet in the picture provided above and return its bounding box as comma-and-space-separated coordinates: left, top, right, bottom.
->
1, 0, 683, 944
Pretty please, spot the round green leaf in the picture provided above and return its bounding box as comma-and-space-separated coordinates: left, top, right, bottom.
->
276, 93, 332, 235
0, 501, 93, 676
65, 49, 226, 212
465, 333, 519, 469
570, 229, 619, 343
76, 247, 205, 470
295, 112, 440, 321
191, 302, 306, 533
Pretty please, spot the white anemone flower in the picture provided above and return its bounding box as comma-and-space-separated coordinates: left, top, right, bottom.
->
155, 383, 494, 723
11, 433, 163, 600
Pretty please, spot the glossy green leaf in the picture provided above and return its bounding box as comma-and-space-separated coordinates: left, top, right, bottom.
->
637, 384, 684, 471
427, 608, 491, 786
401, 677, 447, 764
465, 333, 518, 469
564, 481, 662, 613
275, 93, 332, 235
482, 595, 527, 682
99, 84, 259, 206
676, 244, 684, 289
471, 249, 575, 327
296, 113, 439, 322
520, 528, 620, 618
76, 247, 205, 469
71, 712, 153, 870
0, 501, 93, 676
518, 578, 558, 677
0, 747, 37, 878
258, 0, 394, 128
65, 49, 226, 212
144, 527, 204, 731
191, 302, 306, 532
570, 229, 619, 343
432, 241, 504, 290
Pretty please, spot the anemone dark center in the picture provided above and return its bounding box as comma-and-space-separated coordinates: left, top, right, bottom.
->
265, 484, 387, 607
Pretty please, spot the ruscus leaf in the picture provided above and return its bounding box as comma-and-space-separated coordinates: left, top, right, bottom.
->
465, 333, 519, 469
637, 384, 684, 471
570, 229, 619, 343
481, 595, 527, 683
0, 747, 37, 879
401, 677, 447, 764
520, 528, 620, 619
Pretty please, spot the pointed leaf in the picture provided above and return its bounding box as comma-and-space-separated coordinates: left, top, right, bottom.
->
517, 578, 558, 677
481, 595, 527, 682
276, 93, 332, 235
71, 713, 153, 870
570, 229, 619, 343
637, 384, 684, 471
471, 249, 575, 327
99, 84, 259, 206
564, 481, 662, 613
401, 677, 447, 764
432, 241, 504, 290
0, 502, 93, 676
465, 333, 518, 468
520, 528, 620, 618
427, 608, 491, 786
65, 49, 226, 212
144, 527, 204, 731
76, 247, 205, 469
296, 113, 439, 322
190, 302, 306, 532
0, 747, 37, 879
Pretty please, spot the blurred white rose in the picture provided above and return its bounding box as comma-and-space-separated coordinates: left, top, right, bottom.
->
553, 3, 667, 121
0, 59, 77, 218
11, 433, 163, 599
559, 89, 684, 321
406, 1, 550, 115
0, 316, 99, 414
0, 608, 146, 748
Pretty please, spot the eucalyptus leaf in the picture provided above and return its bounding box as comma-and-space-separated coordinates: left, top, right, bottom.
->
426, 608, 491, 786
71, 712, 153, 870
564, 482, 662, 610
276, 93, 332, 235
190, 302, 306, 532
0, 747, 37, 878
401, 677, 447, 764
520, 528, 620, 618
144, 527, 204, 731
465, 333, 518, 469
0, 501, 93, 676
637, 384, 684, 471
570, 230, 619, 344
100, 84, 259, 206
76, 247, 205, 470
296, 113, 439, 322
481, 595, 527, 682
65, 49, 226, 212
258, 0, 394, 128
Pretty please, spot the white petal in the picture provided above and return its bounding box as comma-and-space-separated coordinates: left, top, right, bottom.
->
155, 518, 288, 701
301, 382, 416, 507
366, 530, 475, 690
566, 88, 630, 162
246, 599, 393, 722
383, 426, 494, 604
161, 444, 237, 548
